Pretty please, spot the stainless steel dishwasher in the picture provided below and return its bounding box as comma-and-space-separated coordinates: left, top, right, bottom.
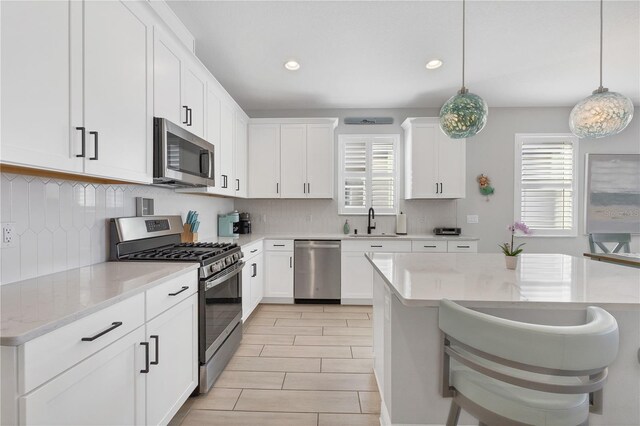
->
294, 240, 341, 303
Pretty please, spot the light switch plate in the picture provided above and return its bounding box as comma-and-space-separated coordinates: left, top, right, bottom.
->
467, 215, 479, 224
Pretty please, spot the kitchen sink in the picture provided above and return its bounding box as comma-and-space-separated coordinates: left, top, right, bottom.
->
348, 234, 399, 238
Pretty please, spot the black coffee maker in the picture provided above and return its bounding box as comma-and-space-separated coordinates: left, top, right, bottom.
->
237, 212, 251, 234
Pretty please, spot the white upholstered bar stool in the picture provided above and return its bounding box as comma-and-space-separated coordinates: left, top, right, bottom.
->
438, 299, 619, 426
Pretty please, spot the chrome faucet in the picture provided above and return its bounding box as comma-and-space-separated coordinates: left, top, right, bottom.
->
367, 207, 376, 234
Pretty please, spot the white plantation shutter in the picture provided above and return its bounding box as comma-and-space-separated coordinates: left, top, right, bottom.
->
515, 134, 578, 236
339, 135, 399, 215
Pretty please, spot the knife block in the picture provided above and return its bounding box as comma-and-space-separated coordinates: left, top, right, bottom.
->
181, 224, 198, 243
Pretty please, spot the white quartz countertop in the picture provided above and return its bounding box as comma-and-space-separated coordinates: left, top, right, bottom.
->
216, 233, 478, 248
367, 253, 640, 310
0, 262, 199, 346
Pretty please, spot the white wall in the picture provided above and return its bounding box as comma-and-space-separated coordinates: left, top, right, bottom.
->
245, 107, 640, 255
0, 173, 233, 285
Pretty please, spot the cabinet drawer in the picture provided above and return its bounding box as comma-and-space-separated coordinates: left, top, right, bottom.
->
264, 239, 293, 251
21, 293, 145, 394
243, 240, 263, 259
447, 241, 478, 253
146, 269, 198, 321
411, 241, 447, 252
342, 240, 412, 253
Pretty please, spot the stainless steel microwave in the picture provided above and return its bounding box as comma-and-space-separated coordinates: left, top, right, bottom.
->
153, 117, 214, 188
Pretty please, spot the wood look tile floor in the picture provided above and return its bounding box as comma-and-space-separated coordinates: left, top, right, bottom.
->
170, 304, 380, 426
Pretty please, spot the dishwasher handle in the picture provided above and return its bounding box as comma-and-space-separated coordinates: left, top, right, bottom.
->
294, 241, 341, 249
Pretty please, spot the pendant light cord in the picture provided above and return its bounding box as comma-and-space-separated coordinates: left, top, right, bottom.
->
462, 0, 466, 91
599, 0, 603, 89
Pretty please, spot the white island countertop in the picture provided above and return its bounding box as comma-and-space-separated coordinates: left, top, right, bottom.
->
367, 253, 640, 310
0, 262, 199, 346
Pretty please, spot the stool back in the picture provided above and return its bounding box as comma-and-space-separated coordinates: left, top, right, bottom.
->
438, 299, 619, 411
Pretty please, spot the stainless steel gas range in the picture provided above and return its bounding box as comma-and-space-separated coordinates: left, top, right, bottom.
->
109, 215, 244, 393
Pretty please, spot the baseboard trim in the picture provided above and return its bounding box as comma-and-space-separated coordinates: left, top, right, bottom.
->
341, 298, 373, 305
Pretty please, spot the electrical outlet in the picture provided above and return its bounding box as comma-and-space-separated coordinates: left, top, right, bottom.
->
305, 215, 312, 222
2, 223, 16, 248
467, 215, 479, 224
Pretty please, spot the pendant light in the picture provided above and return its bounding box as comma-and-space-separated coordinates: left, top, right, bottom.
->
569, 0, 634, 139
439, 0, 488, 139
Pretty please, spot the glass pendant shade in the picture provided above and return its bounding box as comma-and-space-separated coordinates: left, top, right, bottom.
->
439, 91, 488, 139
569, 90, 634, 138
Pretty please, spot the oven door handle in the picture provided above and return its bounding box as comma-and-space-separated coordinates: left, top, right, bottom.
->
205, 261, 245, 291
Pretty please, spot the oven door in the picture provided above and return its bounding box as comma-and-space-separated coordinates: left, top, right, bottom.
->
154, 117, 214, 187
199, 262, 244, 363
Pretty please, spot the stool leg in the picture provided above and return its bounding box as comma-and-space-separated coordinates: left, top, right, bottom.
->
446, 400, 461, 426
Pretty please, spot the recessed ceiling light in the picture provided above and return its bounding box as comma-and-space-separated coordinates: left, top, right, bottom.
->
425, 59, 443, 70
284, 60, 300, 71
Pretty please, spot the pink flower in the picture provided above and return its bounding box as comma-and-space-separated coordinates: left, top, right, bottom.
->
513, 221, 531, 235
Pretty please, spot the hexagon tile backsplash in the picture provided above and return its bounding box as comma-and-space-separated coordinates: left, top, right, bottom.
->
0, 173, 233, 285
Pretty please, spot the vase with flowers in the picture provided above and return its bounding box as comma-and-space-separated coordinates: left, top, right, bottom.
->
499, 221, 531, 269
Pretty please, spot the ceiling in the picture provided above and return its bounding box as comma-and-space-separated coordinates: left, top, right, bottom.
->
167, 1, 640, 111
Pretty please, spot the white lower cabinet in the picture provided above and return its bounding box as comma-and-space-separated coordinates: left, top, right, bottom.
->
250, 255, 264, 310
10, 271, 198, 426
242, 253, 265, 320
20, 326, 147, 425
145, 294, 198, 426
341, 240, 412, 304
264, 249, 294, 301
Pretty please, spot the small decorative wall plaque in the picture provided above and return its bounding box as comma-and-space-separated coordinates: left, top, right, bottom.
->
477, 174, 494, 201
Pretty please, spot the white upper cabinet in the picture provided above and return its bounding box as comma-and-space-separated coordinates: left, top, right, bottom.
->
234, 112, 248, 198
153, 28, 205, 139
82, 0, 152, 183
153, 30, 183, 125
182, 65, 206, 139
248, 124, 281, 198
403, 117, 466, 199
2, 1, 248, 188
280, 124, 307, 198
305, 124, 335, 198
1, 0, 152, 183
0, 0, 83, 174
248, 119, 337, 199
205, 85, 222, 189
219, 101, 236, 195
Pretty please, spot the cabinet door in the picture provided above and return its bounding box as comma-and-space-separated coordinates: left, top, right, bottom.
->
242, 260, 253, 321
205, 85, 223, 193
306, 124, 334, 199
264, 251, 293, 298
437, 134, 466, 198
146, 294, 198, 426
83, 1, 152, 183
234, 112, 248, 198
0, 0, 83, 173
20, 326, 146, 425
182, 65, 206, 138
405, 123, 439, 199
248, 124, 281, 198
219, 101, 235, 196
340, 252, 373, 301
153, 30, 183, 126
280, 124, 307, 198
250, 254, 264, 311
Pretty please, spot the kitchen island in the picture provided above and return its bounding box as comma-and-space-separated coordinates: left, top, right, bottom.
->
367, 253, 640, 426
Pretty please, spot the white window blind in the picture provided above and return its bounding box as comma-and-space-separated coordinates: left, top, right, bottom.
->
339, 135, 399, 215
514, 134, 578, 236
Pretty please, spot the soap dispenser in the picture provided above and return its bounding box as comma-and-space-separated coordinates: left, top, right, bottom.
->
343, 219, 350, 235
